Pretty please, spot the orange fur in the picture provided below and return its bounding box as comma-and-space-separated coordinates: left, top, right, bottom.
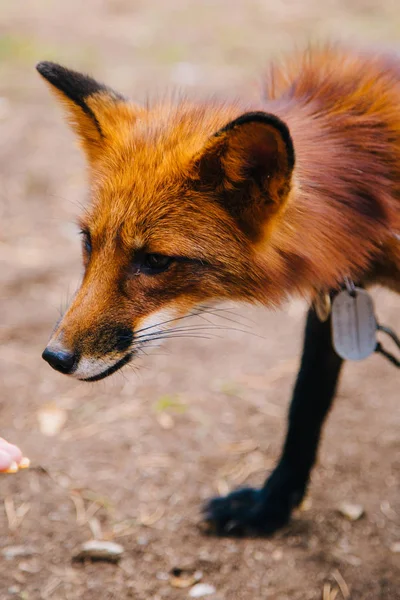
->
37, 46, 400, 378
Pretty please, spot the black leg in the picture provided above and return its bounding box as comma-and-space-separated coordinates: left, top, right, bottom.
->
204, 307, 344, 536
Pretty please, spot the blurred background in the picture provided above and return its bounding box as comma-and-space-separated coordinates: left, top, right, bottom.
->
0, 1, 399, 598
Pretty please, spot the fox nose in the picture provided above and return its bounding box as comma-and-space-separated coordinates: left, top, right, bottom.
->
42, 346, 77, 375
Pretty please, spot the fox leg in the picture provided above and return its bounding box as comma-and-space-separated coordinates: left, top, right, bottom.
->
204, 307, 343, 536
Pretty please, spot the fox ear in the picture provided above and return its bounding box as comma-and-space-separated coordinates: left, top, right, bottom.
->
36, 62, 126, 163
193, 111, 295, 237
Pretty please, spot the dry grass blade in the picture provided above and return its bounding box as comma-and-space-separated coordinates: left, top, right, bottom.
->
111, 519, 137, 539
61, 422, 105, 441
380, 500, 397, 521
222, 439, 258, 455
80, 489, 113, 510
4, 496, 30, 530
70, 492, 102, 527
138, 505, 165, 526
85, 501, 102, 522
237, 359, 298, 390
4, 496, 16, 530
70, 492, 86, 526
332, 570, 351, 599
218, 451, 273, 486
62, 400, 142, 440
15, 502, 31, 524
88, 516, 102, 540
136, 454, 171, 469
323, 583, 339, 600
40, 576, 62, 598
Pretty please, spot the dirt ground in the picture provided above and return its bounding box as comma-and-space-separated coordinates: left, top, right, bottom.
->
0, 1, 399, 598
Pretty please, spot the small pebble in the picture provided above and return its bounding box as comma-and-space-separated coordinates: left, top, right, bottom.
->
2, 546, 37, 560
8, 586, 20, 595
73, 540, 124, 563
137, 535, 149, 546
19, 559, 41, 574
337, 502, 364, 521
189, 583, 216, 598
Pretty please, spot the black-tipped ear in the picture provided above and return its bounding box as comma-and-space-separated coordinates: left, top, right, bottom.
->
192, 111, 295, 237
36, 61, 121, 137
37, 61, 127, 162
217, 111, 295, 171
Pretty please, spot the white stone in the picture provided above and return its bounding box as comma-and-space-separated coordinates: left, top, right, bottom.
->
74, 540, 124, 563
189, 583, 216, 598
337, 502, 364, 521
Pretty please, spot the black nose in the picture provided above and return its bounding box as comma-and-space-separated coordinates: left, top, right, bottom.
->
42, 347, 77, 375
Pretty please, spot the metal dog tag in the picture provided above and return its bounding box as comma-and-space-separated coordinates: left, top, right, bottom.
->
331, 288, 377, 361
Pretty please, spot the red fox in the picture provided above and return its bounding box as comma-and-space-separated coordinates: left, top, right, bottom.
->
38, 46, 400, 536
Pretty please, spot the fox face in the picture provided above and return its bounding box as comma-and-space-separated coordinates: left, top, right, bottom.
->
38, 62, 294, 381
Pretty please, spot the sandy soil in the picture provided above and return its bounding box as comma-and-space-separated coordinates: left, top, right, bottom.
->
0, 1, 399, 598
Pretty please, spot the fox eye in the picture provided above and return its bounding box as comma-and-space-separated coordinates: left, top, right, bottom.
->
80, 230, 92, 256
142, 253, 173, 274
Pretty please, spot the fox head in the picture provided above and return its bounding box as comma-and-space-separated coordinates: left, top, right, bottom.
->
37, 62, 295, 381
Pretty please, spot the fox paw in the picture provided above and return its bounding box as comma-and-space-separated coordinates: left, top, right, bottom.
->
202, 463, 308, 537
203, 486, 292, 537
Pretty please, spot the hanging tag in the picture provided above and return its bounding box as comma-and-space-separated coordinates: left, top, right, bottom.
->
331, 288, 377, 361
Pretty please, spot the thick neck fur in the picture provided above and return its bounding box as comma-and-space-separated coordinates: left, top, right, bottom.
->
253, 47, 400, 302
